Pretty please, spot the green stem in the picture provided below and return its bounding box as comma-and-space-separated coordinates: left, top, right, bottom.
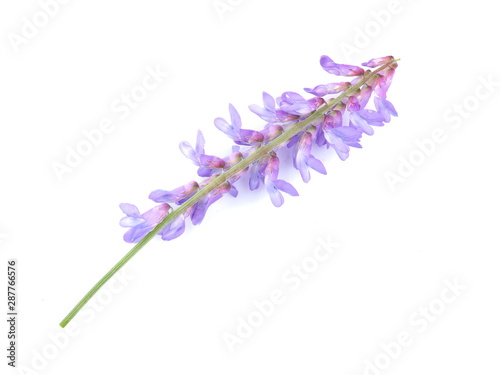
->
59, 59, 397, 328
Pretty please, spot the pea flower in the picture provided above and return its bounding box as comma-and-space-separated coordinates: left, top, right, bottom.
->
119, 203, 170, 243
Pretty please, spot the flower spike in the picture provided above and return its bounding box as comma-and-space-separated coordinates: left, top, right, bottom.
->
60, 55, 400, 328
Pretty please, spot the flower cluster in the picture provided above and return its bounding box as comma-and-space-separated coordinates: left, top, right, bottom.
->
120, 55, 398, 243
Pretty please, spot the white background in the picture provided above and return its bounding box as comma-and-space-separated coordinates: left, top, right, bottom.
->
1, 0, 499, 374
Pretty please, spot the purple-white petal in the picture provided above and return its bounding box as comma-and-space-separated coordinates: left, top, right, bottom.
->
229, 104, 242, 132
335, 149, 350, 161
298, 132, 313, 157
307, 155, 327, 175
119, 203, 141, 218
190, 194, 222, 226
123, 226, 152, 243
347, 96, 361, 111
361, 56, 394, 68
179, 141, 199, 164
149, 189, 179, 203
119, 216, 145, 228
160, 216, 186, 241
350, 112, 375, 136
197, 166, 214, 177
190, 198, 209, 226
307, 97, 325, 111
195, 130, 205, 155
375, 68, 395, 99
357, 109, 385, 125
274, 179, 299, 196
375, 96, 398, 122
266, 156, 280, 181
262, 92, 275, 111
304, 82, 351, 97
286, 133, 302, 148
248, 104, 273, 121
324, 129, 349, 154
249, 163, 263, 191
265, 179, 284, 207
279, 92, 312, 115
296, 153, 310, 183
357, 86, 373, 109
141, 204, 170, 223
333, 126, 363, 146
249, 92, 277, 122
276, 109, 299, 122
214, 117, 239, 140
239, 129, 264, 145
228, 185, 238, 197
304, 84, 329, 97
320, 55, 365, 77
199, 154, 225, 169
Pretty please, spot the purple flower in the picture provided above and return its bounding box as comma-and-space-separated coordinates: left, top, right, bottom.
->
304, 82, 351, 97
346, 95, 361, 112
249, 92, 278, 123
374, 96, 398, 122
261, 124, 284, 143
356, 85, 373, 109
276, 91, 312, 115
247, 156, 269, 191
215, 104, 264, 146
190, 193, 222, 225
159, 214, 186, 241
189, 179, 238, 225
276, 109, 300, 123
119, 203, 170, 243
320, 55, 365, 77
293, 132, 327, 183
374, 67, 396, 99
362, 56, 394, 68
349, 109, 385, 136
264, 156, 299, 207
179, 130, 225, 177
179, 130, 204, 163
149, 181, 199, 205
224, 151, 250, 184
322, 111, 363, 161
